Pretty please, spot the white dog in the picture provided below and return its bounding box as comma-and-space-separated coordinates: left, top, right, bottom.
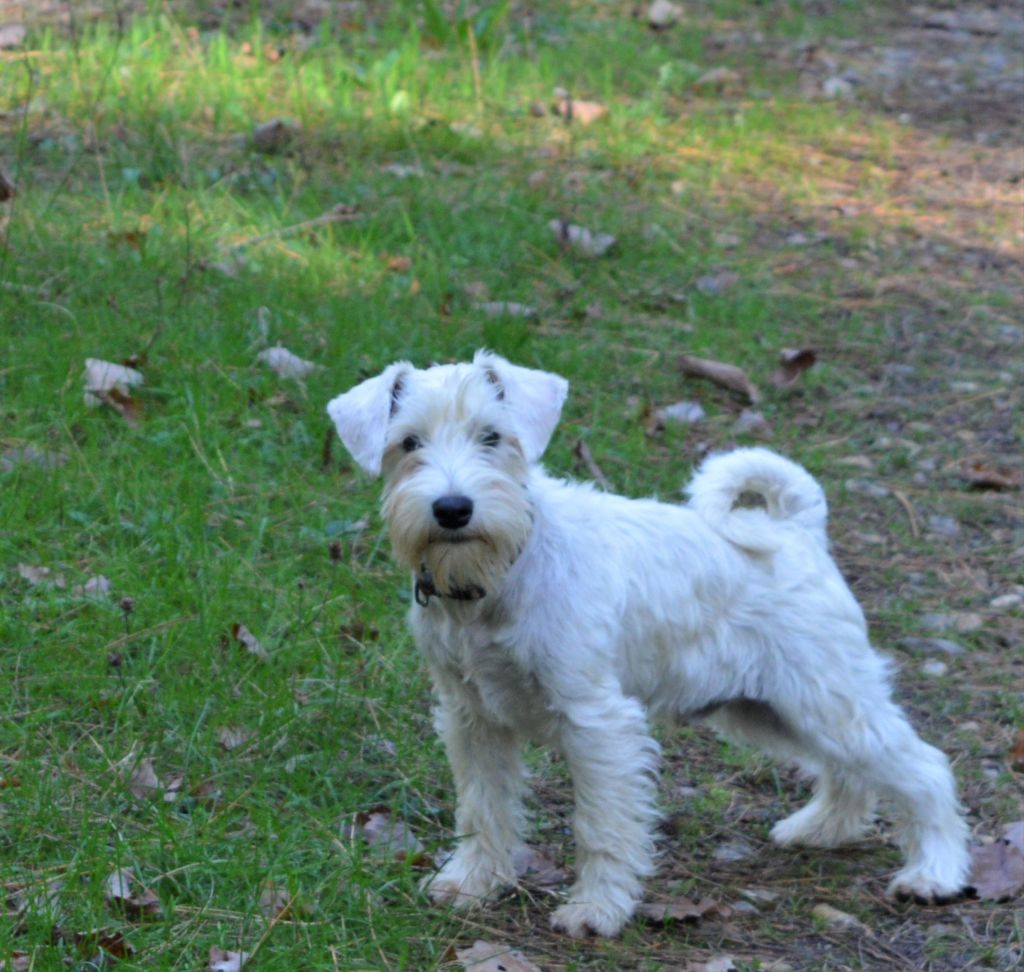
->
327, 350, 969, 938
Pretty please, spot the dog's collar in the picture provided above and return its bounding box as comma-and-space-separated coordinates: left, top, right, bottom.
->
414, 569, 486, 607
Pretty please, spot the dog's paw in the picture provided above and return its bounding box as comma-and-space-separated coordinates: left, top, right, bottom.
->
886, 864, 968, 905
421, 856, 510, 910
770, 807, 871, 849
550, 900, 630, 938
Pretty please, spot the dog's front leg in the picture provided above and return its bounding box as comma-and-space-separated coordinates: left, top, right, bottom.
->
551, 692, 660, 938
422, 681, 526, 909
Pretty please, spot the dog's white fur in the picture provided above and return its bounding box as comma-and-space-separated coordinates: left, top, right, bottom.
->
327, 351, 970, 938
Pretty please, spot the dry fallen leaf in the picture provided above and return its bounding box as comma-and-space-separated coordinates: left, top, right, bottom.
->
969, 837, 1024, 900
769, 348, 817, 388
733, 409, 772, 438
963, 462, 1021, 491
83, 358, 144, 407
549, 219, 617, 257
679, 354, 761, 404
511, 846, 567, 888
257, 345, 321, 381
105, 867, 163, 919
17, 563, 67, 588
0, 953, 30, 972
217, 726, 254, 752
638, 895, 732, 925
128, 757, 162, 800
455, 940, 543, 972
69, 927, 135, 960
385, 254, 413, 272
252, 118, 299, 153
207, 947, 250, 972
343, 807, 423, 857
552, 97, 607, 125
232, 623, 270, 661
1010, 733, 1024, 773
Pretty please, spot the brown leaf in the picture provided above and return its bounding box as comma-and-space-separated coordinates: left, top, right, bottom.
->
572, 440, 612, 491
968, 839, 1024, 900
16, 563, 66, 588
217, 726, 254, 752
127, 757, 161, 799
769, 348, 817, 388
0, 953, 30, 972
552, 98, 607, 125
385, 255, 412, 272
343, 807, 423, 857
70, 927, 135, 960
105, 868, 163, 919
231, 623, 270, 661
207, 947, 250, 972
92, 387, 142, 426
679, 354, 761, 403
1011, 732, 1024, 772
511, 846, 567, 888
963, 462, 1021, 491
455, 940, 543, 972
638, 895, 732, 925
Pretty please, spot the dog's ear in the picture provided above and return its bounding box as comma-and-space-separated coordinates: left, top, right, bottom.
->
474, 351, 569, 461
326, 362, 412, 476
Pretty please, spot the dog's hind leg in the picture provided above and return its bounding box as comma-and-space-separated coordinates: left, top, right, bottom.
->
706, 700, 878, 849
771, 691, 969, 902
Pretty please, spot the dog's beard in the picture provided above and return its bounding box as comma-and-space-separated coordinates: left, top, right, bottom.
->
383, 481, 532, 598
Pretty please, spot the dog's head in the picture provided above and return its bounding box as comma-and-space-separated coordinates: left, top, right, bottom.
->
327, 350, 568, 599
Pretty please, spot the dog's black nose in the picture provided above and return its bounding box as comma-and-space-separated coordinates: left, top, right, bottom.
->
433, 495, 474, 530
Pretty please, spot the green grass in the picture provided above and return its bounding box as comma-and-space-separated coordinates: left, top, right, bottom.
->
2, 2, 1022, 969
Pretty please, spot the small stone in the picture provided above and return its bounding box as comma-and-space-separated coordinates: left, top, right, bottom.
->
733, 410, 771, 438
927, 514, 960, 536
714, 839, 755, 862
921, 659, 949, 677
659, 401, 706, 425
900, 637, 966, 656
845, 478, 890, 498
990, 593, 1023, 611
811, 903, 870, 933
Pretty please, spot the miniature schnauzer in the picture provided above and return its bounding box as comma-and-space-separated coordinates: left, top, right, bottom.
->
327, 350, 969, 937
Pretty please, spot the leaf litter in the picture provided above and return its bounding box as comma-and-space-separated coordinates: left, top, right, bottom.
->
104, 867, 163, 919
549, 219, 617, 257
968, 821, 1024, 900
455, 940, 543, 972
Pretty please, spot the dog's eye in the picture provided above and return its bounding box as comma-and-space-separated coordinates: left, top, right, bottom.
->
480, 429, 501, 448
401, 434, 422, 453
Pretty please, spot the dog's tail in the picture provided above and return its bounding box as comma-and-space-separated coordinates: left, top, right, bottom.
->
685, 447, 828, 552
